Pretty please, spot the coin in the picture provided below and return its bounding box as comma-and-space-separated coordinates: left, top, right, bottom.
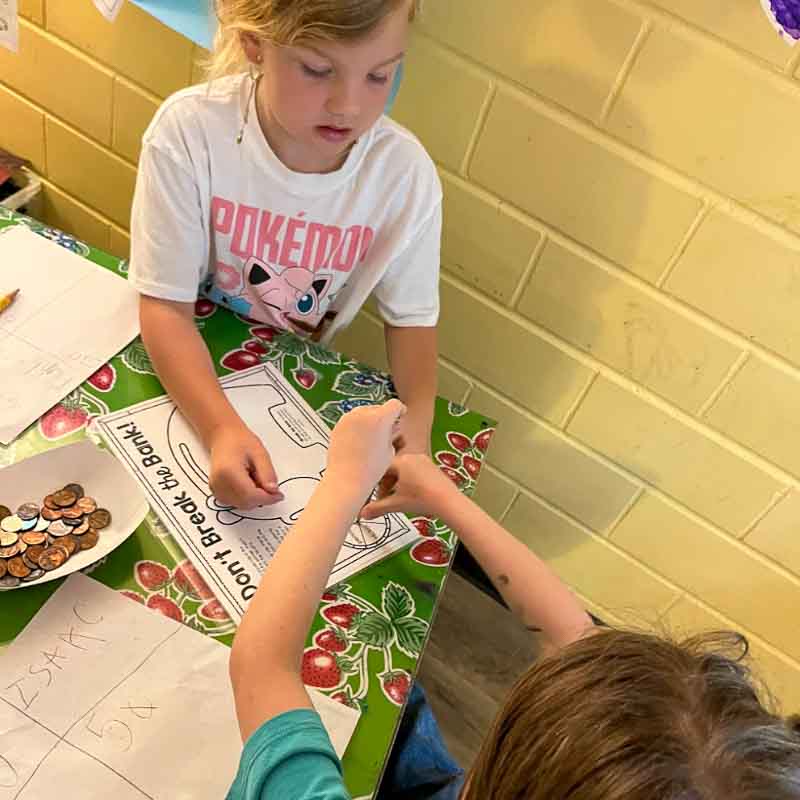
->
60, 534, 79, 557
53, 489, 78, 508
47, 520, 72, 537
21, 531, 46, 546
24, 545, 45, 566
76, 496, 97, 515
41, 506, 62, 521
16, 540, 27, 554
80, 528, 99, 550
19, 517, 38, 532
0, 531, 18, 547
0, 543, 19, 558
88, 509, 111, 530
22, 569, 45, 582
61, 506, 84, 520
71, 520, 90, 536
43, 494, 60, 511
0, 559, 6, 578
63, 483, 84, 500
1, 515, 22, 533
0, 505, 11, 522
61, 516, 84, 528
34, 515, 50, 532
0, 575, 21, 589
16, 503, 39, 521
8, 557, 31, 578
38, 545, 69, 571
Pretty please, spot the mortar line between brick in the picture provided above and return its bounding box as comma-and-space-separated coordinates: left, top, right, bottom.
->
459, 83, 496, 178
509, 234, 548, 310
696, 351, 751, 419
597, 20, 652, 126
604, 487, 645, 539
740, 486, 792, 541
561, 372, 598, 431
617, 0, 800, 86
657, 202, 711, 288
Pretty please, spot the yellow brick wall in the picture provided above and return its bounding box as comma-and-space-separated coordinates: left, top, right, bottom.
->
4, 1, 800, 711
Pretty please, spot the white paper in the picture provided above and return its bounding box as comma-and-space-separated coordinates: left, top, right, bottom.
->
0, 440, 149, 590
0, 227, 140, 445
0, 0, 18, 53
93, 0, 125, 21
96, 363, 418, 622
0, 573, 360, 799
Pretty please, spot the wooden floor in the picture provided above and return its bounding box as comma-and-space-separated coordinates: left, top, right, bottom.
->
416, 572, 540, 771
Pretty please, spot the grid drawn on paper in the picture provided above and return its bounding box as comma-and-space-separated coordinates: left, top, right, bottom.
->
1, 627, 181, 799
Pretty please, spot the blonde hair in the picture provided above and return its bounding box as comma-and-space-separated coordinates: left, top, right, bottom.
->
207, 0, 419, 80
464, 629, 800, 800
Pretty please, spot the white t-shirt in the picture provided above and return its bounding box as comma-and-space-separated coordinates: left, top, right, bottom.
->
129, 74, 442, 343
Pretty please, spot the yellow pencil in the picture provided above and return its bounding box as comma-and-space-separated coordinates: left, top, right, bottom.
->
0, 289, 19, 315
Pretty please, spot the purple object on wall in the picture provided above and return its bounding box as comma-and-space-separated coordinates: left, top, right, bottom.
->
768, 0, 800, 40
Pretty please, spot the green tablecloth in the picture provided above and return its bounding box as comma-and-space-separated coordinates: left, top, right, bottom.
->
0, 208, 495, 798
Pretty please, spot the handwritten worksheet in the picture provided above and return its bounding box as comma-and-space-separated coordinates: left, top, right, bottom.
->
0, 226, 139, 445
96, 364, 417, 622
0, 573, 360, 799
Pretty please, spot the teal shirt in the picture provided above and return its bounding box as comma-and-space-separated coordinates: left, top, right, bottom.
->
227, 709, 352, 800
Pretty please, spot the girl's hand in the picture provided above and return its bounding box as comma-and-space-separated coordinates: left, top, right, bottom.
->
361, 453, 458, 519
325, 399, 407, 496
208, 424, 284, 509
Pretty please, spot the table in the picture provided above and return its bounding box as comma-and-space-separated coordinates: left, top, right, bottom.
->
0, 208, 495, 798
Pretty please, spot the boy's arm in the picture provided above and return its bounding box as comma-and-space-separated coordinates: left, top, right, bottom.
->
140, 296, 282, 509
384, 324, 437, 454
364, 456, 594, 652
228, 401, 405, 742
229, 479, 364, 740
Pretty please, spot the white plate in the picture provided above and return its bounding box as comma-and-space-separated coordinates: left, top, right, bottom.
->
0, 440, 149, 589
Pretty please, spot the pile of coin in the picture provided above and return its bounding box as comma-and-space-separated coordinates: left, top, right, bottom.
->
0, 483, 111, 589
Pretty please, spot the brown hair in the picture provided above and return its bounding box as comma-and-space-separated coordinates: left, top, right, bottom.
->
464, 629, 800, 800
208, 0, 419, 80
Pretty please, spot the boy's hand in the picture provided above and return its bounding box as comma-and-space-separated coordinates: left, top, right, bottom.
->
326, 399, 407, 495
208, 424, 284, 509
361, 453, 458, 519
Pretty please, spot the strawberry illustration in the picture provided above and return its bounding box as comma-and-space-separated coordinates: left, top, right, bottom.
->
463, 454, 481, 479
331, 689, 360, 709
87, 363, 116, 392
411, 518, 435, 537
242, 339, 269, 356
250, 326, 277, 342
411, 538, 451, 567
135, 560, 171, 591
435, 451, 460, 469
440, 466, 467, 488
199, 598, 230, 622
194, 299, 216, 318
473, 429, 493, 453
146, 594, 184, 623
446, 432, 471, 453
172, 560, 215, 600
294, 368, 318, 390
314, 628, 348, 653
381, 670, 411, 706
38, 400, 89, 441
145, 594, 183, 622
119, 590, 145, 604
301, 648, 342, 689
321, 603, 361, 629
221, 349, 261, 371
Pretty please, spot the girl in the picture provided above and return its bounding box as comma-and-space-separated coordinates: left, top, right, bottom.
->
129, 0, 440, 511
227, 401, 800, 799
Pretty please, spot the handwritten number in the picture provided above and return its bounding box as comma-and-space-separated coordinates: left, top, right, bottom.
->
86, 713, 133, 752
